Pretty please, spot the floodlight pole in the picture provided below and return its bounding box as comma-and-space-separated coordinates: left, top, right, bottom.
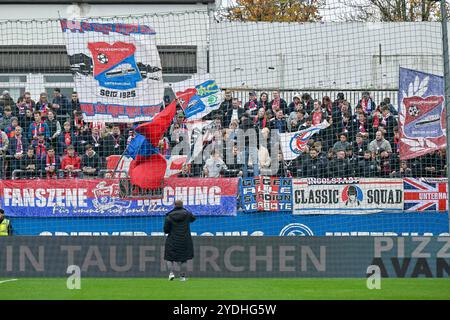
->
438, 0, 450, 233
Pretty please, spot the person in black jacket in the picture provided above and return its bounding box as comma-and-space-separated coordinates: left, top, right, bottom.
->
19, 146, 38, 179
101, 124, 127, 158
357, 150, 379, 177
302, 148, 326, 178
224, 98, 245, 128
81, 144, 102, 177
164, 200, 196, 281
328, 150, 353, 177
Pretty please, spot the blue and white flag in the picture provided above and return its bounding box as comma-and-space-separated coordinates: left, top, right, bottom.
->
279, 121, 329, 160
170, 74, 223, 120
60, 19, 164, 123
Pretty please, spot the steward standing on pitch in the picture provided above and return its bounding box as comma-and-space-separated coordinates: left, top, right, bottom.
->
164, 200, 196, 281
0, 209, 12, 236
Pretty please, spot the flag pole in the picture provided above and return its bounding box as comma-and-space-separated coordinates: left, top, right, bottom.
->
439, 0, 450, 233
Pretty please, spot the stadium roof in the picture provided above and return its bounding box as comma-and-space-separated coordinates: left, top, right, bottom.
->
0, 0, 215, 4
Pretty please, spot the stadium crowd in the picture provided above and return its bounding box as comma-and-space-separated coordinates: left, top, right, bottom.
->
0, 88, 447, 180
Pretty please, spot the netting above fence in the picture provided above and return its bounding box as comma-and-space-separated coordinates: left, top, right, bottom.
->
0, 8, 447, 238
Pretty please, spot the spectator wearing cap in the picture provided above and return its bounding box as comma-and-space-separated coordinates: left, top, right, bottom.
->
269, 91, 288, 115
35, 92, 53, 119
60, 145, 81, 178
0, 106, 13, 131
52, 88, 70, 117
288, 94, 302, 114
28, 111, 50, 143
258, 92, 270, 110
58, 121, 77, 156
333, 133, 351, 153
4, 116, 18, 139
0, 90, 15, 115
81, 144, 101, 177
244, 91, 259, 116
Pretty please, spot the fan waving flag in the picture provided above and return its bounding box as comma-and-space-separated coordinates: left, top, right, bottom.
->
60, 19, 164, 123
279, 121, 330, 160
124, 90, 193, 190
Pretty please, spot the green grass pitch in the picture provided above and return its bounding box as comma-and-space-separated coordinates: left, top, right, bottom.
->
0, 278, 449, 300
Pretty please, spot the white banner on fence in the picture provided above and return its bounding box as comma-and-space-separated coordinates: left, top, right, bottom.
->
61, 19, 164, 122
292, 178, 404, 214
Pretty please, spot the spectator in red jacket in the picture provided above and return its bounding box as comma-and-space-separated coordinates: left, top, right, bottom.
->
60, 145, 81, 178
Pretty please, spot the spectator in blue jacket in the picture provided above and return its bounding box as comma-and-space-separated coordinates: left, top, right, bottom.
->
28, 111, 50, 143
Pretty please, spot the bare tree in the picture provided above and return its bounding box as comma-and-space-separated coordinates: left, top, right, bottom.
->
339, 0, 448, 22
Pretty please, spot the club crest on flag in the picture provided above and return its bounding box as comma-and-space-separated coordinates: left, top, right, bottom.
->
88, 41, 142, 90
403, 96, 445, 138
173, 77, 223, 120
289, 129, 317, 155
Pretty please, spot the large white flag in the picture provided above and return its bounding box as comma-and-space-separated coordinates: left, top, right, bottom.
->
279, 121, 330, 160
60, 19, 164, 123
